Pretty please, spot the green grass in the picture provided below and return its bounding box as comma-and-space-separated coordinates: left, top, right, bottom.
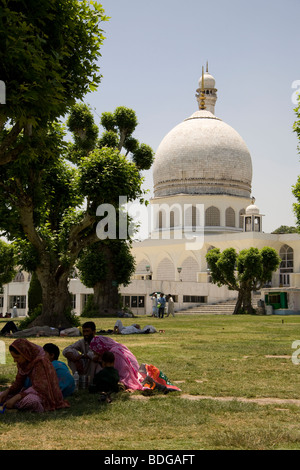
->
1, 314, 300, 450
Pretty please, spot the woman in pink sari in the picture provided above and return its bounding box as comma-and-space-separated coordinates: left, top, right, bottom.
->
0, 338, 69, 412
90, 336, 143, 390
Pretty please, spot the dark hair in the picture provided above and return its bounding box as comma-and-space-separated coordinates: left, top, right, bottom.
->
82, 321, 96, 331
9, 345, 19, 355
43, 343, 60, 361
102, 351, 115, 364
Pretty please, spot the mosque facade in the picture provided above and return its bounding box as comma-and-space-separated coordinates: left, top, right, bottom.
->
1, 68, 300, 317
119, 67, 300, 315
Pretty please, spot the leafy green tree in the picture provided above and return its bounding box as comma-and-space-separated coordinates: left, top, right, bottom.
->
77, 240, 135, 316
73, 105, 154, 315
0, 0, 107, 165
98, 106, 154, 169
27, 271, 42, 315
0, 105, 152, 327
292, 95, 300, 225
206, 247, 281, 314
0, 239, 16, 291
272, 225, 298, 234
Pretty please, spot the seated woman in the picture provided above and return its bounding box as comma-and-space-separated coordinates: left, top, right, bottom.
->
0, 338, 69, 412
90, 336, 143, 390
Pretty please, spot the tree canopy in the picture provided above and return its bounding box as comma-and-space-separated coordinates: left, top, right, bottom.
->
206, 246, 281, 314
292, 94, 300, 225
0, 238, 16, 291
0, 2, 155, 326
0, 104, 153, 326
0, 0, 107, 165
272, 225, 298, 234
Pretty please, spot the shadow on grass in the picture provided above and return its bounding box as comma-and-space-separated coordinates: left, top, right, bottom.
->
0, 387, 134, 424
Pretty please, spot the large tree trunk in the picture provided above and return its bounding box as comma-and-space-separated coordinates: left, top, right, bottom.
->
233, 285, 254, 315
92, 244, 120, 316
93, 280, 119, 316
233, 290, 243, 314
242, 287, 254, 314
29, 266, 73, 328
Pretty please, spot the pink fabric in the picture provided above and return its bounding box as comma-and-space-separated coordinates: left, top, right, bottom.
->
90, 336, 143, 390
15, 386, 44, 413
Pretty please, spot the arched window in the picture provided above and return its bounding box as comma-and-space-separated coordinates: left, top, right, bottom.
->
156, 257, 175, 281
239, 209, 245, 228
170, 211, 174, 228
225, 207, 235, 227
205, 206, 220, 226
136, 259, 151, 274
279, 244, 293, 286
13, 271, 24, 282
181, 256, 200, 282
192, 205, 197, 231
158, 211, 163, 230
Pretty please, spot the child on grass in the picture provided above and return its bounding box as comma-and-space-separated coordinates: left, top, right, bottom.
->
89, 351, 120, 400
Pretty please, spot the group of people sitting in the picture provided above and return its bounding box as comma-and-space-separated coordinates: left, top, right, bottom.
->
0, 321, 165, 413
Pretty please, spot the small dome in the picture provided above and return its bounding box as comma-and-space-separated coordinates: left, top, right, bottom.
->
198, 72, 216, 89
246, 203, 259, 215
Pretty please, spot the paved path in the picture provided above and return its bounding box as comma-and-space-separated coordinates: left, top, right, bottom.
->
131, 393, 300, 407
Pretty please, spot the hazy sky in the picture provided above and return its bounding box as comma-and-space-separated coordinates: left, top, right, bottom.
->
84, 0, 300, 234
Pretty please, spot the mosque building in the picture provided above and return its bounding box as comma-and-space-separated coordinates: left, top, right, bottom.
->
118, 66, 300, 315
2, 67, 300, 317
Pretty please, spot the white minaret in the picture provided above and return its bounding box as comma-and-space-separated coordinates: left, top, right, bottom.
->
196, 62, 218, 114
243, 197, 264, 232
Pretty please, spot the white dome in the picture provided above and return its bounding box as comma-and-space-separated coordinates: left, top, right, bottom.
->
153, 110, 253, 198
246, 204, 259, 215
198, 71, 216, 89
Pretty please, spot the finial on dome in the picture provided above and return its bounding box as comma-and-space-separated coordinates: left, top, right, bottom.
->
196, 63, 217, 113
199, 66, 206, 110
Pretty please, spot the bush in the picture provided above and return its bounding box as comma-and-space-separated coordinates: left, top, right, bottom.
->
80, 294, 99, 317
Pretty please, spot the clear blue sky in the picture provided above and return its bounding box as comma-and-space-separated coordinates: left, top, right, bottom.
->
84, 0, 300, 233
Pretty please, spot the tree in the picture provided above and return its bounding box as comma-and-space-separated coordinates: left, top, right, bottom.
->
73, 105, 153, 316
0, 239, 16, 291
0, 105, 153, 327
77, 240, 135, 316
292, 94, 300, 225
27, 271, 43, 316
206, 247, 281, 314
0, 0, 107, 165
272, 225, 298, 234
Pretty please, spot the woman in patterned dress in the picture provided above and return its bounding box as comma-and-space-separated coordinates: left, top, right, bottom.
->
0, 338, 69, 412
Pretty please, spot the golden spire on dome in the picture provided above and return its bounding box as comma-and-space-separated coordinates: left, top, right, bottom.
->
199, 66, 206, 110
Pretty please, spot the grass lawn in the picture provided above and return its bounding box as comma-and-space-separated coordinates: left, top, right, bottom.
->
1, 313, 300, 450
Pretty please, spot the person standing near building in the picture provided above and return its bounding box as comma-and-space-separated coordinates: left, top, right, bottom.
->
12, 304, 18, 318
151, 293, 158, 317
167, 294, 175, 317
158, 293, 166, 318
